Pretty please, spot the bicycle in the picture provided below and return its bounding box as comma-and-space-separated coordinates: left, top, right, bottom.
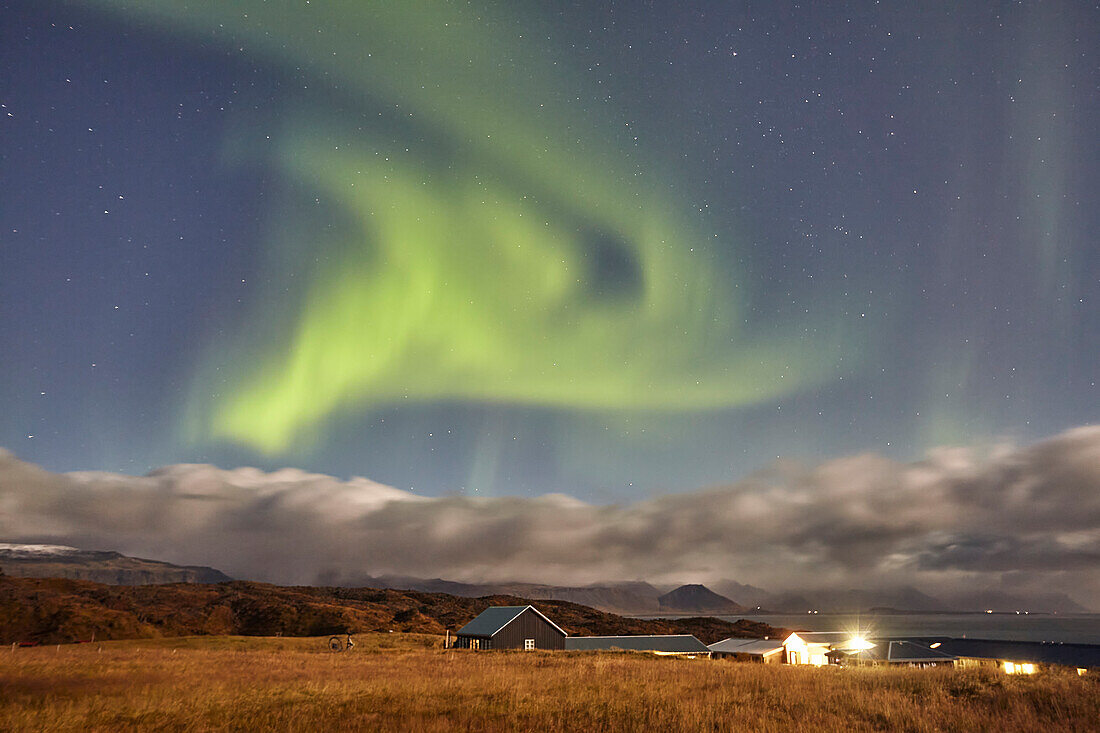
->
328, 634, 355, 652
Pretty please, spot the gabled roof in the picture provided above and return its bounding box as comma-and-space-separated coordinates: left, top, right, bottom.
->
708, 637, 784, 655
456, 605, 567, 638
565, 635, 710, 653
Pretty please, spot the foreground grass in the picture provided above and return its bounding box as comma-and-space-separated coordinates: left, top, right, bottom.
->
2, 635, 1097, 732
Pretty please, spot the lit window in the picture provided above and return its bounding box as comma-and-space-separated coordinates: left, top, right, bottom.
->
1003, 661, 1036, 674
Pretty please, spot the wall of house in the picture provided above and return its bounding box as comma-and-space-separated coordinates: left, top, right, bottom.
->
784, 638, 829, 666
492, 608, 565, 650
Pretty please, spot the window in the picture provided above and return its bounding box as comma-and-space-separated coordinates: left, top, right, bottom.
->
470, 638, 480, 650
524, 639, 535, 651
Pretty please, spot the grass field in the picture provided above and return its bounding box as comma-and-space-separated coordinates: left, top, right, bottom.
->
2, 634, 1097, 731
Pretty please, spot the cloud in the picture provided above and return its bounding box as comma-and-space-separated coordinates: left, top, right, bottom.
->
1, 425, 1098, 608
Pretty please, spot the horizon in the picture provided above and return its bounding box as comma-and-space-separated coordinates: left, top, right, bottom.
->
3, 538, 1095, 615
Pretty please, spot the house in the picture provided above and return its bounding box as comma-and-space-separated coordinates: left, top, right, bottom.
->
453, 605, 566, 650
565, 634, 711, 657
782, 632, 847, 666
708, 637, 784, 663
828, 640, 958, 668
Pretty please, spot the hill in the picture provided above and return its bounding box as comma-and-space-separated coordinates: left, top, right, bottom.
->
658, 584, 746, 614
0, 544, 231, 585
0, 576, 781, 645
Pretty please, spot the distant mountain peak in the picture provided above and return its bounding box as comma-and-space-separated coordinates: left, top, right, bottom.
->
658, 584, 745, 614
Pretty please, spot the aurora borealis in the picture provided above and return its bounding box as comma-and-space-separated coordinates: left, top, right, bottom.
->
102, 0, 847, 455
2, 1, 1096, 501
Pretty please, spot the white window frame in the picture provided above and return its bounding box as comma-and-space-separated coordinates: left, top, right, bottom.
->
524, 638, 535, 651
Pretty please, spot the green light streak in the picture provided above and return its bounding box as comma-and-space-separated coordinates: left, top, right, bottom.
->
92, 1, 852, 453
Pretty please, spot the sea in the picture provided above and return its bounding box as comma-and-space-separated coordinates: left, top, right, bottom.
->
717, 613, 1100, 645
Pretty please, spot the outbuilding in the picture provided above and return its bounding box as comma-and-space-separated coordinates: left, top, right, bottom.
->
782, 632, 844, 666
453, 605, 567, 650
708, 637, 784, 663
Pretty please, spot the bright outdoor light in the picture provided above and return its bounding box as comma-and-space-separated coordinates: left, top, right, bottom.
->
847, 636, 875, 651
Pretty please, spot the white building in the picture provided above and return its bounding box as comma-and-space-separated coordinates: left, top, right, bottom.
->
782, 632, 874, 666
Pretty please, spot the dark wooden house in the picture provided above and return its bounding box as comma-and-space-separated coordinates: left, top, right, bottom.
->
453, 605, 567, 650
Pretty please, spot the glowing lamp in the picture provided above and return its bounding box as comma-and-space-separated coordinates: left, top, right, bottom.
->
846, 636, 875, 651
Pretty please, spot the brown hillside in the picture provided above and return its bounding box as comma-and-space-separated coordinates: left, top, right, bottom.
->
0, 577, 782, 645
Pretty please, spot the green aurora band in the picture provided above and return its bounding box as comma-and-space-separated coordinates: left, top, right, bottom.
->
92, 1, 852, 454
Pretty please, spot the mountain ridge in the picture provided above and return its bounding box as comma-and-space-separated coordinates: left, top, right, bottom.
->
3, 544, 1088, 614
0, 544, 231, 585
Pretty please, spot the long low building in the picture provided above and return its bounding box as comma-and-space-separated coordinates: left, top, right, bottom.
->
708, 637, 784, 663
565, 634, 711, 657
897, 637, 1100, 673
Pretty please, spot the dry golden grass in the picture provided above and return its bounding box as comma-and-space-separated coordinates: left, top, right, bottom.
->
2, 635, 1097, 732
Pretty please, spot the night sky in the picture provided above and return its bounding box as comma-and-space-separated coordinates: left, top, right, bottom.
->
3, 0, 1097, 502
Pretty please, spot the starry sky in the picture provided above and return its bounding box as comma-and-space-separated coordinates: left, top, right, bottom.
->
2, 0, 1096, 502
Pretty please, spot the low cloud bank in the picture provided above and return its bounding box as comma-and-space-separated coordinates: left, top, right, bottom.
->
2, 425, 1098, 608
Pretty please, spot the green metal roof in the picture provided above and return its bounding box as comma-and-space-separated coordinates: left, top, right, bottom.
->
456, 605, 566, 638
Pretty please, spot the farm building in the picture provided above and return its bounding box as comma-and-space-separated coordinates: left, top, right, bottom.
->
453, 605, 566, 650
565, 635, 710, 657
782, 632, 845, 666
708, 637, 784, 663
781, 632, 878, 666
